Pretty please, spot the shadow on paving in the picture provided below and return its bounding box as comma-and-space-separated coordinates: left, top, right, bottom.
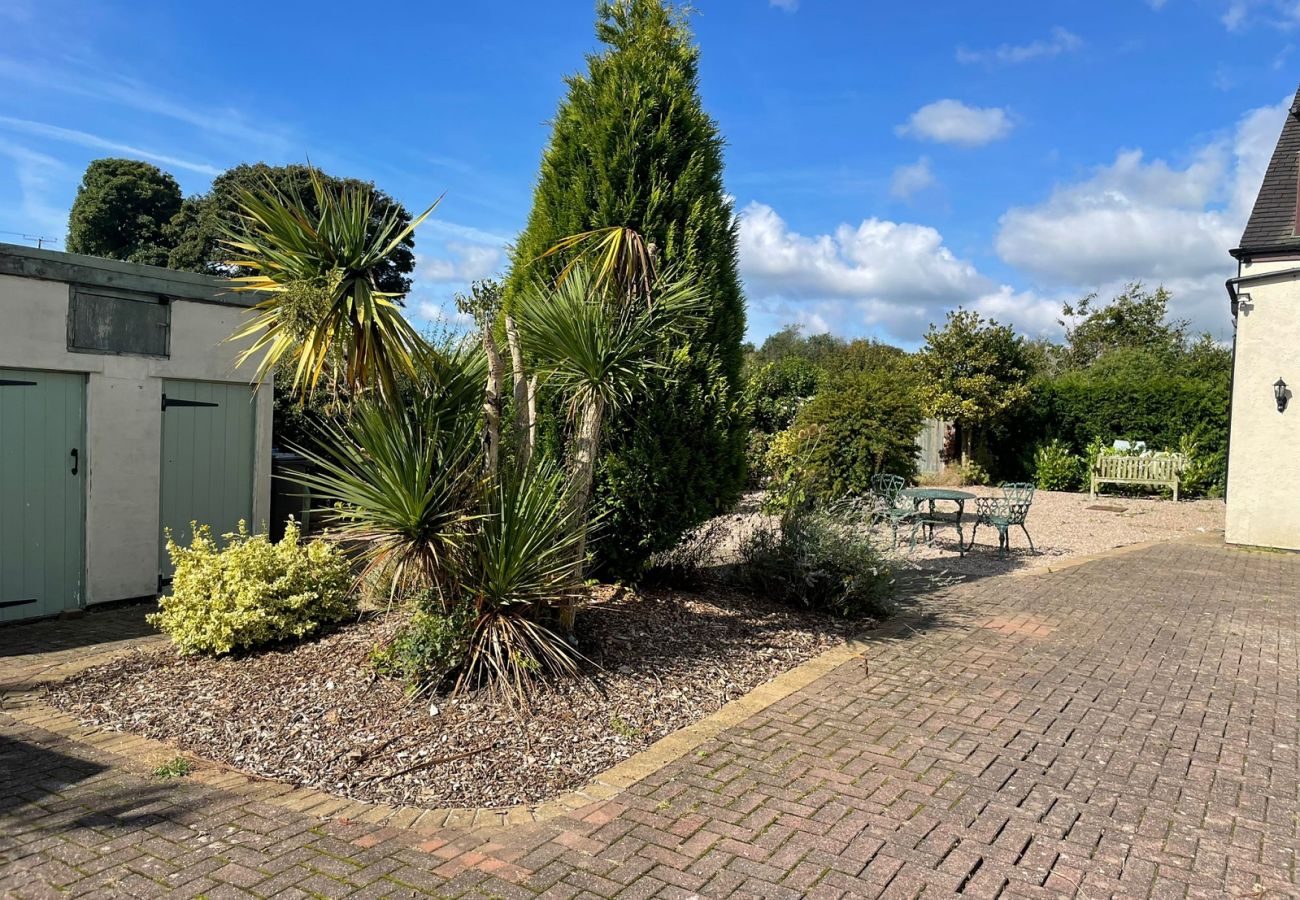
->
0, 600, 157, 659
0, 734, 112, 822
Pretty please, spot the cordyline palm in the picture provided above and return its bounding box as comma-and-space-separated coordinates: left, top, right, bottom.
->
223, 166, 439, 399
287, 344, 487, 603
538, 226, 657, 304
456, 460, 588, 702
517, 262, 702, 631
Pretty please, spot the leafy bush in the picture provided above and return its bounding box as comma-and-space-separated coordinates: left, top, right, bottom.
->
1177, 429, 1224, 498
956, 460, 990, 486
150, 521, 353, 656
744, 356, 819, 433
1033, 439, 1085, 491
370, 602, 474, 689
735, 502, 895, 619
765, 370, 923, 504
745, 429, 774, 488
590, 357, 747, 578
762, 425, 823, 514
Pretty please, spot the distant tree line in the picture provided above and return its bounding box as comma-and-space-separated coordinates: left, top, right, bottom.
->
66, 158, 415, 294
744, 282, 1231, 498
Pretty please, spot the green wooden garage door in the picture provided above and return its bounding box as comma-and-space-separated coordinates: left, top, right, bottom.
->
159, 380, 256, 581
0, 369, 85, 623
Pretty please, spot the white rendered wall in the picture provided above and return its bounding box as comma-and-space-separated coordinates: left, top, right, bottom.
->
1227, 257, 1300, 550
0, 272, 272, 604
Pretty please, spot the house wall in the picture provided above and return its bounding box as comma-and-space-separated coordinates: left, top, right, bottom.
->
0, 269, 272, 604
1227, 256, 1300, 550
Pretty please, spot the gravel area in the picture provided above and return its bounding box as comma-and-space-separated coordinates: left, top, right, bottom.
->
669, 489, 1223, 583
46, 585, 853, 810
899, 487, 1224, 578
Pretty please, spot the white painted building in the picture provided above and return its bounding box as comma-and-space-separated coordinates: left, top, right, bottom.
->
1227, 86, 1300, 550
0, 243, 272, 622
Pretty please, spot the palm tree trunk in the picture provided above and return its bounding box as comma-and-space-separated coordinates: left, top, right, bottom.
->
560, 395, 605, 633
483, 329, 504, 477
504, 314, 534, 471
527, 375, 538, 461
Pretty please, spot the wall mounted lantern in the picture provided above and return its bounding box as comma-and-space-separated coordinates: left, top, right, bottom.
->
1276, 377, 1289, 413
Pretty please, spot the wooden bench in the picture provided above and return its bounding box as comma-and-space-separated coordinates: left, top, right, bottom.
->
1090, 454, 1188, 502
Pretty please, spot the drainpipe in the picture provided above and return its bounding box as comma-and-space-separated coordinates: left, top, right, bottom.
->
1225, 266, 1300, 317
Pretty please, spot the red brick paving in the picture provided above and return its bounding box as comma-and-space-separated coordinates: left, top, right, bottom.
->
2, 539, 1298, 898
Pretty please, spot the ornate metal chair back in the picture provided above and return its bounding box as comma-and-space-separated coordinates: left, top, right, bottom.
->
1000, 482, 1035, 524
870, 473, 906, 508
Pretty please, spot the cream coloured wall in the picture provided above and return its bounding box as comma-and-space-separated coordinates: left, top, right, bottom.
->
1226, 257, 1300, 550
0, 270, 272, 605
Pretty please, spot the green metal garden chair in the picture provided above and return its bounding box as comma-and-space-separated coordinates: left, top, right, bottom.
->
869, 473, 919, 549
969, 482, 1036, 559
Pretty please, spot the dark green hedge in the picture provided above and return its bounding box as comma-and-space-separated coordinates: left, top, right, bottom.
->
996, 355, 1230, 494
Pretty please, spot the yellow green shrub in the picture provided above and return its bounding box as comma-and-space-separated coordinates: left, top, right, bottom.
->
149, 520, 353, 656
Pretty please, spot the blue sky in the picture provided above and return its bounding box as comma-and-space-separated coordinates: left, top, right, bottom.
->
1, 0, 1298, 346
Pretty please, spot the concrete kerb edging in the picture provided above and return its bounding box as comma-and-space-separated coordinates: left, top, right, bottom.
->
1, 531, 1225, 835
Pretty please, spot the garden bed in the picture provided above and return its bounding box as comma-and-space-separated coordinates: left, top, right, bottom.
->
46, 586, 855, 810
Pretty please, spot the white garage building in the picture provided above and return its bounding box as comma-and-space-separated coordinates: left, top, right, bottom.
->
0, 243, 272, 623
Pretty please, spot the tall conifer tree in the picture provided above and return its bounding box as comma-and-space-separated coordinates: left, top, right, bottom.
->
507, 0, 747, 575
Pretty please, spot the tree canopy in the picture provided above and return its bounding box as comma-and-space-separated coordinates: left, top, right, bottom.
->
1057, 282, 1190, 370
168, 163, 416, 294
66, 158, 182, 266
917, 309, 1032, 464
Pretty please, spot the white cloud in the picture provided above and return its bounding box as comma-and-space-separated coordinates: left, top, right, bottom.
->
738, 95, 1288, 344
416, 242, 504, 284
416, 300, 475, 329
0, 115, 220, 176
422, 219, 513, 246
1215, 0, 1300, 30
996, 147, 1235, 283
896, 100, 1014, 147
0, 139, 69, 241
769, 0, 798, 11
956, 27, 1082, 65
737, 201, 1059, 342
994, 95, 1290, 335
889, 157, 937, 200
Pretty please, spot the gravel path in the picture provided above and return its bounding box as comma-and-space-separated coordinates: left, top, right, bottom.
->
675, 489, 1224, 583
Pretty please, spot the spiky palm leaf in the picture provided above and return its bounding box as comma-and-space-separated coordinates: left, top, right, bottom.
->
536, 226, 657, 304
287, 384, 484, 603
455, 461, 591, 702
223, 166, 440, 399
515, 263, 702, 421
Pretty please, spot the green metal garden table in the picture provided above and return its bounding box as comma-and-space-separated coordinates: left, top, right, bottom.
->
899, 487, 976, 554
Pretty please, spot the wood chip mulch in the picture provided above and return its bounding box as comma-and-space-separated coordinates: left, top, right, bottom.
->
46, 585, 858, 810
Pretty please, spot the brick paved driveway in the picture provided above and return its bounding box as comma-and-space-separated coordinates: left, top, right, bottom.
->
2, 539, 1298, 898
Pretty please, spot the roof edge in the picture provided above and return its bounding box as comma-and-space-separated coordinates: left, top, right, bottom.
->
1230, 243, 1300, 261
0, 242, 255, 307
